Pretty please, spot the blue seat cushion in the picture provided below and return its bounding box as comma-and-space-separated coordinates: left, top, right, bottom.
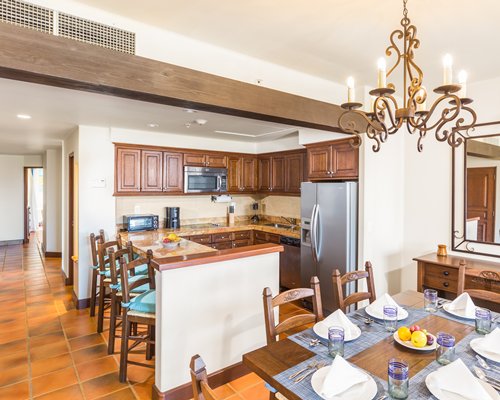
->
129, 289, 156, 313
134, 264, 149, 275
110, 275, 150, 293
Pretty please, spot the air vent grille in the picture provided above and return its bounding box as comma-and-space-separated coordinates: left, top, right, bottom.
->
58, 13, 135, 54
0, 0, 53, 33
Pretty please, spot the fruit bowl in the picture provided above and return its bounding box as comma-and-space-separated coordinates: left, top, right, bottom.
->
160, 241, 180, 249
159, 233, 182, 249
393, 329, 437, 352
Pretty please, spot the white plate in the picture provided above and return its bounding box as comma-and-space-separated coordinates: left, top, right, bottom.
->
425, 370, 499, 400
311, 365, 378, 400
470, 337, 500, 363
313, 321, 361, 342
364, 304, 408, 321
393, 331, 437, 351
442, 303, 476, 320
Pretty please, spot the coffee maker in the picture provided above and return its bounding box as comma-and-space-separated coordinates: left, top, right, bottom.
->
165, 207, 180, 229
251, 202, 259, 224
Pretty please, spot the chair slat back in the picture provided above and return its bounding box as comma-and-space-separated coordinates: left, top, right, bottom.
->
97, 236, 122, 272
107, 243, 133, 285
263, 276, 323, 344
332, 261, 376, 312
119, 250, 153, 304
190, 355, 219, 400
457, 261, 500, 303
89, 229, 105, 266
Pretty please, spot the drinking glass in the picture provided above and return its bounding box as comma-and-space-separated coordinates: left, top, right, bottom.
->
383, 305, 398, 332
436, 332, 455, 365
424, 289, 438, 312
388, 358, 409, 399
475, 307, 492, 334
328, 326, 344, 358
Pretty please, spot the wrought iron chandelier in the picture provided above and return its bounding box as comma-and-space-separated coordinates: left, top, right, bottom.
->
338, 0, 477, 152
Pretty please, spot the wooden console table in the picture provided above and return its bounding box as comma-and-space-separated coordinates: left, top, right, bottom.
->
414, 253, 500, 312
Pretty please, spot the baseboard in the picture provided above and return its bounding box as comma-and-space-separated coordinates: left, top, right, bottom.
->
45, 251, 62, 258
0, 239, 24, 246
71, 290, 90, 309
152, 361, 249, 400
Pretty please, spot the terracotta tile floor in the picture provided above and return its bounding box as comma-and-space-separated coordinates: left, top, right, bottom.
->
0, 240, 309, 400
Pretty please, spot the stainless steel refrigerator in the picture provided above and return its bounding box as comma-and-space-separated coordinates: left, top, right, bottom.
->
300, 182, 357, 313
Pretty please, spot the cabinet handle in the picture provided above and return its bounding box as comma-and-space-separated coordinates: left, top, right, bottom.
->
443, 271, 449, 276
207, 161, 210, 165
443, 282, 449, 288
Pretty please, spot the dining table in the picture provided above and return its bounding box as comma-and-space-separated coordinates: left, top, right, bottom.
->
242, 290, 500, 400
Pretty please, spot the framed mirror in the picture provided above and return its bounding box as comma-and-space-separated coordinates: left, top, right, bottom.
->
453, 121, 500, 257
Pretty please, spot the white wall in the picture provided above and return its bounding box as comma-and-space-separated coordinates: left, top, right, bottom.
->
0, 155, 24, 242
24, 155, 43, 167
43, 148, 62, 253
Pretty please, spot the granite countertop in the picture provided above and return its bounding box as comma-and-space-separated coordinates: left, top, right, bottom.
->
125, 234, 216, 259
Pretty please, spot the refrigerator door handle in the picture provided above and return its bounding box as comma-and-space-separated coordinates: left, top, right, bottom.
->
314, 205, 321, 261
310, 204, 318, 262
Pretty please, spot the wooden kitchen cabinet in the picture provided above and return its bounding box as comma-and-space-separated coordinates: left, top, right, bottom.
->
141, 150, 163, 191
271, 157, 286, 192
258, 157, 271, 192
285, 153, 305, 193
254, 231, 280, 244
163, 152, 183, 193
227, 156, 257, 193
306, 138, 358, 180
116, 147, 141, 193
184, 152, 227, 168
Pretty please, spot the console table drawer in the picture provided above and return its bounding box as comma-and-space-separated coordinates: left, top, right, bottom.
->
425, 265, 458, 281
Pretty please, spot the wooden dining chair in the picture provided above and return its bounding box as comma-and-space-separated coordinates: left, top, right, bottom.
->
89, 229, 105, 317
457, 260, 500, 304
263, 276, 323, 345
190, 355, 219, 400
119, 251, 155, 382
332, 261, 376, 312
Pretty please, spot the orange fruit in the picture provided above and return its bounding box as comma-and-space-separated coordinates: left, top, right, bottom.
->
397, 326, 411, 341
411, 330, 427, 347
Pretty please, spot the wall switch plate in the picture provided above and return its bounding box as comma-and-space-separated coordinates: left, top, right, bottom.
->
91, 178, 106, 188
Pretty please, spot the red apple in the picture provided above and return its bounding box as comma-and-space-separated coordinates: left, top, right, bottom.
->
410, 325, 420, 333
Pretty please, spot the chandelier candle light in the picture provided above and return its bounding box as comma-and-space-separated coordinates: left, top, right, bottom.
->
338, 0, 477, 152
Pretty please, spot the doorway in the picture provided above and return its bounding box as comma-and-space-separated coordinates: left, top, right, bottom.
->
467, 166, 496, 242
24, 167, 44, 244
68, 153, 74, 285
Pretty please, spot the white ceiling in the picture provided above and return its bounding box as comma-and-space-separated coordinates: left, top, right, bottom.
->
0, 78, 301, 154
76, 0, 500, 86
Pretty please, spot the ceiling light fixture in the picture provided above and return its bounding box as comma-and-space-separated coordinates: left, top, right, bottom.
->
17, 114, 32, 120
338, 0, 477, 152
147, 123, 159, 128
183, 109, 197, 113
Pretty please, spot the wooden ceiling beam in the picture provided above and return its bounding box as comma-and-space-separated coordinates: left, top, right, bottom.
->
0, 23, 348, 133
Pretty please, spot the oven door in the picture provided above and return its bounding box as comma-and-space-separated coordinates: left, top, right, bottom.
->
184, 172, 220, 193
128, 216, 154, 232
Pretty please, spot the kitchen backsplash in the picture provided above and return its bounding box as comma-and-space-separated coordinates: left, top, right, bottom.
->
115, 194, 300, 225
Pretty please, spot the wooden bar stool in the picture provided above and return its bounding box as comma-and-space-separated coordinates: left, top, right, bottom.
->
190, 355, 220, 400
89, 229, 105, 317
118, 251, 155, 382
332, 261, 376, 312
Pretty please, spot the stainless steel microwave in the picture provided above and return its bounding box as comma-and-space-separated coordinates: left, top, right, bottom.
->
184, 166, 227, 193
123, 214, 159, 232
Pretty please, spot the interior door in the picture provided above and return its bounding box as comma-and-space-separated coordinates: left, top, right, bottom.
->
467, 167, 496, 242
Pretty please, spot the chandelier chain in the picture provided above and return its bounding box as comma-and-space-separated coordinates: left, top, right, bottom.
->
403, 0, 408, 18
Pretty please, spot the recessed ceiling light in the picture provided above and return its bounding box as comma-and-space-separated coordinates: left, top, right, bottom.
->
147, 123, 159, 128
17, 114, 31, 120
194, 119, 207, 126
183, 109, 197, 113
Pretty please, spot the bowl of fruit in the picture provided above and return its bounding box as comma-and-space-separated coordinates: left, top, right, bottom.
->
160, 233, 182, 249
394, 324, 437, 351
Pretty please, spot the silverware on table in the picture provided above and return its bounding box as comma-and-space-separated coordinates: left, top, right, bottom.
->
476, 355, 500, 374
293, 361, 327, 383
288, 360, 318, 380
353, 313, 384, 326
472, 366, 500, 390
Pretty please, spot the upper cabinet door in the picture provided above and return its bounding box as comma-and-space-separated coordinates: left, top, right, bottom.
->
163, 152, 183, 193
141, 150, 163, 191
116, 147, 141, 193
271, 157, 286, 192
206, 154, 227, 168
331, 142, 358, 178
258, 157, 271, 192
285, 153, 305, 193
227, 157, 241, 192
307, 145, 332, 179
184, 153, 206, 166
241, 157, 258, 191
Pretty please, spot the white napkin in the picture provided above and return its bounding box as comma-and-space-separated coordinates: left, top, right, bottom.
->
475, 327, 500, 357
320, 355, 369, 398
428, 359, 492, 400
368, 293, 404, 316
447, 293, 476, 317
318, 309, 359, 340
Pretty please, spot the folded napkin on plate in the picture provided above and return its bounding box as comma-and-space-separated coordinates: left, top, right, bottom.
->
447, 293, 476, 317
428, 359, 492, 400
318, 309, 359, 340
368, 293, 404, 315
474, 327, 500, 357
321, 355, 369, 398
